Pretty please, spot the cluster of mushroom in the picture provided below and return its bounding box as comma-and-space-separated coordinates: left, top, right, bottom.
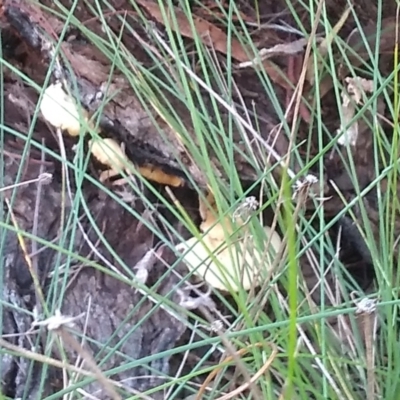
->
40, 82, 283, 293
40, 82, 167, 188
40, 82, 185, 187
40, 82, 134, 183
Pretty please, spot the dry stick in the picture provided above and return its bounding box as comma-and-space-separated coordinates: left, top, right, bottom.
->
351, 296, 379, 400
164, 321, 199, 400
28, 213, 88, 259
301, 232, 341, 315
2, 148, 54, 165
66, 297, 93, 400
276, 0, 329, 231
196, 342, 278, 400
130, 27, 183, 93
0, 337, 98, 377
195, 306, 265, 400
259, 2, 326, 233
282, 0, 325, 263
287, 2, 324, 143
331, 228, 360, 357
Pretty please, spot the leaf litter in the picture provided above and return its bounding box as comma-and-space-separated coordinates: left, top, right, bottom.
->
336, 76, 376, 146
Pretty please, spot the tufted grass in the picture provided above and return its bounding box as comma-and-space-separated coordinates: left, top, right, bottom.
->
1, 0, 400, 399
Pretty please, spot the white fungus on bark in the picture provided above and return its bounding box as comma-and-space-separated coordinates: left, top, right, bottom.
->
40, 82, 87, 136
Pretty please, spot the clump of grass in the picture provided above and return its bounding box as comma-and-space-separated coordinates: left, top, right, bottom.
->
1, 0, 400, 399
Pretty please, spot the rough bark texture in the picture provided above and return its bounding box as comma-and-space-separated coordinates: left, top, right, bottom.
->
0, 133, 192, 398
1, 0, 291, 188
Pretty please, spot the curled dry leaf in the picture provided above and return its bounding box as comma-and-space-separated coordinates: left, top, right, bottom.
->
136, 0, 249, 60
176, 193, 283, 292
336, 76, 375, 146
40, 82, 89, 136
136, 0, 290, 89
238, 38, 308, 68
328, 76, 385, 193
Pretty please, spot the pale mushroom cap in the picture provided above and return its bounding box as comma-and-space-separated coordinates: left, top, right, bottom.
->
88, 138, 129, 170
40, 82, 83, 135
176, 225, 282, 292
200, 216, 236, 240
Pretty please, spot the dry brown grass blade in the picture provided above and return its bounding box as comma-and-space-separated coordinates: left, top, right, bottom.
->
215, 344, 278, 400
195, 342, 278, 400
136, 0, 291, 90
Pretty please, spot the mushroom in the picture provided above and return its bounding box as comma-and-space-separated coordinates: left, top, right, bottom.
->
88, 137, 133, 183
40, 82, 89, 136
176, 225, 282, 292
176, 193, 283, 292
